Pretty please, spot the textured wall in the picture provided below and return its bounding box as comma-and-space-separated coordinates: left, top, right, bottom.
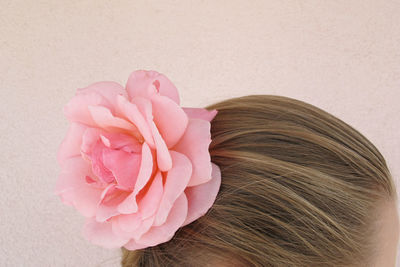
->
1, 1, 399, 266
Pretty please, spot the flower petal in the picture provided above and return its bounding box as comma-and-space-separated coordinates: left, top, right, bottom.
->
112, 213, 155, 241
57, 122, 87, 164
182, 107, 218, 122
151, 94, 188, 148
182, 162, 221, 226
96, 189, 128, 222
153, 151, 192, 226
96, 204, 120, 223
99, 184, 117, 203
131, 97, 172, 171
54, 157, 103, 217
132, 142, 156, 195
123, 238, 149, 250
88, 139, 115, 184
88, 105, 142, 141
96, 185, 131, 222
172, 119, 213, 186
116, 94, 155, 148
111, 171, 163, 238
81, 128, 102, 156
82, 217, 129, 249
114, 213, 141, 234
99, 131, 142, 153
135, 192, 188, 247
125, 70, 180, 105
76, 81, 127, 110
149, 120, 172, 171
117, 142, 154, 214
102, 148, 141, 190
137, 170, 164, 220
63, 92, 108, 126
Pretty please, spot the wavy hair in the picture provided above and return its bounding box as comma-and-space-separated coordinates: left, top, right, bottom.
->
121, 95, 397, 267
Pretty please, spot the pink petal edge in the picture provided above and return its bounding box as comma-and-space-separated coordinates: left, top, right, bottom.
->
182, 162, 221, 226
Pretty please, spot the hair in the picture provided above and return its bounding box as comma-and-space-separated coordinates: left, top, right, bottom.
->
121, 95, 397, 267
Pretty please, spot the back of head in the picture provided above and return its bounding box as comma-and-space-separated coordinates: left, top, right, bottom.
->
121, 95, 397, 267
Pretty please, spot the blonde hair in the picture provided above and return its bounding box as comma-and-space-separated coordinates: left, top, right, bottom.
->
121, 95, 397, 267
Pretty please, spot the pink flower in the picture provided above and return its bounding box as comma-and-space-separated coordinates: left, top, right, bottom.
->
54, 70, 221, 250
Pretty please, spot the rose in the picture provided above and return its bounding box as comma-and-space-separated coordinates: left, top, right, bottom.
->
54, 70, 221, 250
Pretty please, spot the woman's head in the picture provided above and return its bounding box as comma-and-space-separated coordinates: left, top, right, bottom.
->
121, 95, 399, 267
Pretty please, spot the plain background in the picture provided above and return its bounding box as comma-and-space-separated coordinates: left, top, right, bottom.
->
1, 0, 399, 266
